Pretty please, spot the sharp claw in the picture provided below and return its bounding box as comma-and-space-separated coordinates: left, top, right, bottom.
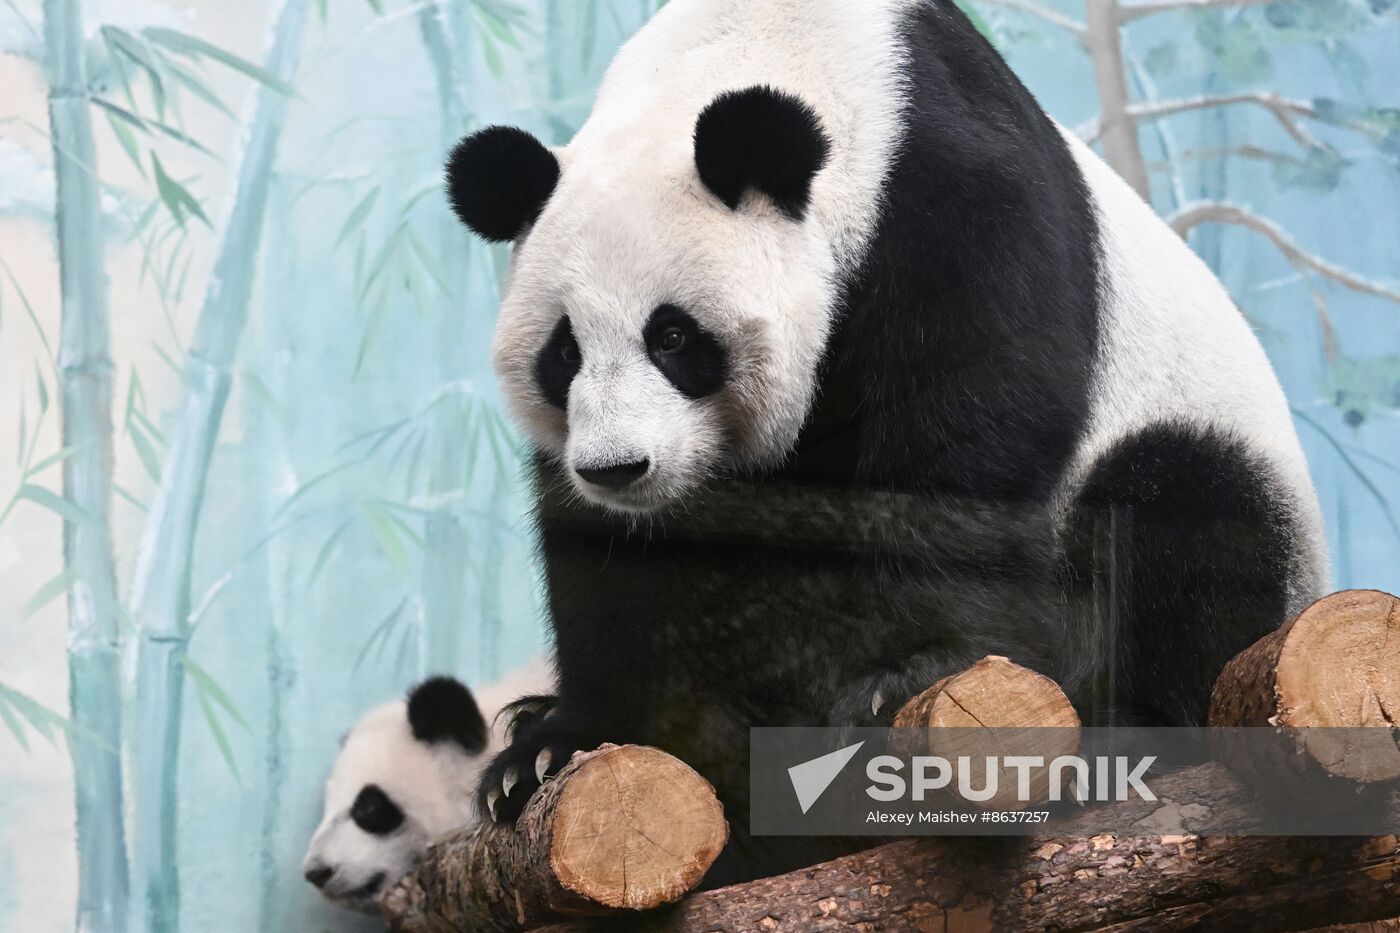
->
503, 766, 519, 798
486, 788, 502, 822
871, 689, 885, 718
535, 748, 552, 784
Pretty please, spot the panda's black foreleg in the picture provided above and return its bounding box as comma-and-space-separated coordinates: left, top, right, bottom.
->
476, 703, 596, 825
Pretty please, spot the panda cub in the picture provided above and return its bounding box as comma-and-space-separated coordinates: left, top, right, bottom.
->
444, 0, 1327, 884
302, 660, 551, 913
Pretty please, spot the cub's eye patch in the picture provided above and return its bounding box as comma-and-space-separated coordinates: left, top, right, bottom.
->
535, 316, 582, 410
645, 304, 727, 399
351, 784, 405, 836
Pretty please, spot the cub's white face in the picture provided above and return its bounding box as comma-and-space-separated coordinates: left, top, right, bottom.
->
301, 700, 482, 914
494, 167, 837, 514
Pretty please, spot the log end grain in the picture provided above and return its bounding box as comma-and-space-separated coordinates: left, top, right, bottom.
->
549, 745, 728, 911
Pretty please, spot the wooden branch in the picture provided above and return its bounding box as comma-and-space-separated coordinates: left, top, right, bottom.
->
1168, 202, 1400, 304
893, 656, 1081, 809
537, 762, 1400, 931
381, 745, 727, 932
1128, 92, 1326, 149
1209, 590, 1400, 809
1118, 0, 1273, 24
976, 0, 1086, 37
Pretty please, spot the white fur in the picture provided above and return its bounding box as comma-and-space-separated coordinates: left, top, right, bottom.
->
493, 0, 917, 512
302, 658, 552, 914
1055, 127, 1329, 606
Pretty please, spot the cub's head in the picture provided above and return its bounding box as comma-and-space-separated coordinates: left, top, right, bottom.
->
447, 86, 835, 513
302, 677, 487, 914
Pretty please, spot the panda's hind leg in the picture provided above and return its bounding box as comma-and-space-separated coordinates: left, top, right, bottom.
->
1064, 421, 1299, 730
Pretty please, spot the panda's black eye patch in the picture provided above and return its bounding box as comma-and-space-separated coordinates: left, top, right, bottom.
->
351, 784, 404, 836
645, 305, 726, 399
535, 316, 582, 410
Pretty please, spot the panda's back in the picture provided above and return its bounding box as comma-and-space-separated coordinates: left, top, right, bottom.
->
1056, 128, 1329, 602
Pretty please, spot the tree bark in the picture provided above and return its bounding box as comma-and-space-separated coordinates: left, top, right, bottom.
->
1208, 589, 1400, 810
43, 0, 132, 929
1084, 0, 1151, 199
382, 745, 728, 932
128, 3, 310, 930
537, 763, 1400, 932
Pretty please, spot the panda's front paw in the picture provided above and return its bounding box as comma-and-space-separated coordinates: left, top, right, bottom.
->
476, 713, 590, 826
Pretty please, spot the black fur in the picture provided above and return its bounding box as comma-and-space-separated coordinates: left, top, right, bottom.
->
407, 676, 487, 754
1062, 422, 1295, 729
350, 784, 404, 836
535, 316, 583, 410
445, 126, 560, 243
644, 304, 728, 399
693, 86, 831, 221
475, 0, 1305, 888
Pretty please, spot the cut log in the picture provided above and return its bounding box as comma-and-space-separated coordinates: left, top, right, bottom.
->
892, 655, 1081, 809
535, 763, 1400, 932
380, 744, 727, 933
1209, 589, 1400, 808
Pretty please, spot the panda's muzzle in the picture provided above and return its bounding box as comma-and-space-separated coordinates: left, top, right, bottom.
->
575, 458, 651, 489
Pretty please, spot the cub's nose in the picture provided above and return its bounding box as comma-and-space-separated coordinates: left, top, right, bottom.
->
575, 458, 651, 489
304, 864, 335, 889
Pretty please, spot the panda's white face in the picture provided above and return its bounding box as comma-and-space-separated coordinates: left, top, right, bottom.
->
449, 83, 843, 515
494, 169, 837, 514
301, 699, 482, 914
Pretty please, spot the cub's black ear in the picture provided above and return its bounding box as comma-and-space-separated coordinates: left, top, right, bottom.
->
693, 86, 831, 222
407, 676, 488, 754
445, 126, 560, 243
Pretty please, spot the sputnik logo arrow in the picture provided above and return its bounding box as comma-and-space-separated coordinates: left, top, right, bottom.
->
788, 741, 865, 814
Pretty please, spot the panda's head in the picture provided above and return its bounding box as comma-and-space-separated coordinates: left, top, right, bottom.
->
447, 86, 835, 514
301, 677, 487, 914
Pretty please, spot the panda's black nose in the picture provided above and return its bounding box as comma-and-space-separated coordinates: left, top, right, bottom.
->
304, 864, 335, 889
576, 458, 651, 489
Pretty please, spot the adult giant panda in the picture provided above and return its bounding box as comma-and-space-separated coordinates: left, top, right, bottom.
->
444, 0, 1328, 882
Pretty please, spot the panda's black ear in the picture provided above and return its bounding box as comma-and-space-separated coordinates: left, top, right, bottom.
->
693, 86, 831, 222
407, 676, 488, 754
445, 126, 561, 243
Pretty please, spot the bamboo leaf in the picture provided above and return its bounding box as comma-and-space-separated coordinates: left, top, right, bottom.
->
128, 421, 164, 483
25, 446, 75, 479
114, 483, 149, 512
143, 27, 297, 96
22, 569, 76, 619
103, 106, 148, 178
101, 26, 167, 110
336, 186, 380, 249
165, 59, 236, 120
34, 363, 48, 415
94, 98, 217, 158
307, 517, 354, 590
0, 694, 30, 752
354, 598, 409, 673
194, 688, 241, 781
0, 683, 69, 749
365, 0, 384, 13
364, 504, 410, 573
18, 484, 94, 527
182, 657, 251, 733
151, 152, 211, 228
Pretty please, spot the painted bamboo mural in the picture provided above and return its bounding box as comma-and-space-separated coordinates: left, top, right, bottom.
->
41, 0, 131, 929
0, 0, 1396, 930
127, 1, 311, 929
417, 0, 474, 679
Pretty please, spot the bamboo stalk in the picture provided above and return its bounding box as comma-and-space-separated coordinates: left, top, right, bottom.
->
417, 0, 474, 678
42, 0, 132, 929
128, 3, 311, 930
